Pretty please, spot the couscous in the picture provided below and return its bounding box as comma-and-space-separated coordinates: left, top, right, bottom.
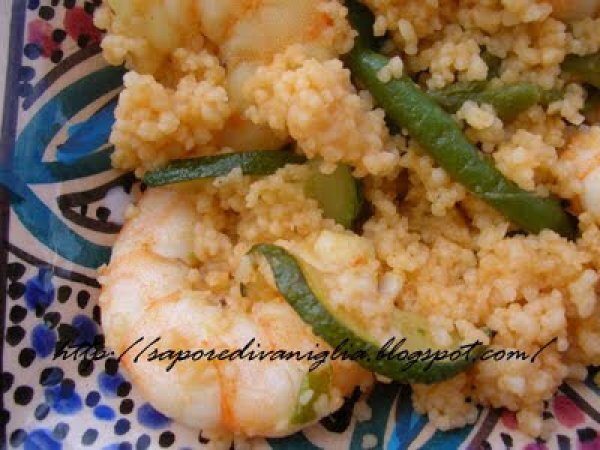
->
94, 0, 600, 443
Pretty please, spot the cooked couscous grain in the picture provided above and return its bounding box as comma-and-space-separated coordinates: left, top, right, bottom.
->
96, 0, 600, 440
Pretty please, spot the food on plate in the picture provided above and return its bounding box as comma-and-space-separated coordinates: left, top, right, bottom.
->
98, 188, 372, 438
143, 150, 307, 187
95, 0, 600, 441
547, 0, 600, 20
144, 152, 363, 228
344, 6, 577, 238
562, 52, 600, 88
251, 243, 488, 384
427, 81, 561, 120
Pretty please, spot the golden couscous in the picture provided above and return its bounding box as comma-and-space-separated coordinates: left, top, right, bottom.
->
95, 0, 600, 442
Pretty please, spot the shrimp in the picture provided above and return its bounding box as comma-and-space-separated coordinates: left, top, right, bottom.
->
96, 0, 354, 173
195, 0, 355, 66
96, 0, 353, 77
557, 126, 600, 220
194, 0, 356, 141
98, 187, 372, 438
191, 0, 356, 155
94, 0, 207, 75
547, 0, 600, 21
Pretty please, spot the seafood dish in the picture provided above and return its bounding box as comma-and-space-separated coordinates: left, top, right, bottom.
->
93, 0, 600, 445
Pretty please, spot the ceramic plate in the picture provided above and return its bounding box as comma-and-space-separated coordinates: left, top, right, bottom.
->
1, 1, 599, 449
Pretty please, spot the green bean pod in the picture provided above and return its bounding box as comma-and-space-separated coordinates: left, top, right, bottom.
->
428, 81, 561, 120
344, 0, 577, 239
143, 150, 306, 186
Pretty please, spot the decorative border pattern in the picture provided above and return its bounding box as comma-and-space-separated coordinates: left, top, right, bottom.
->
1, 2, 598, 449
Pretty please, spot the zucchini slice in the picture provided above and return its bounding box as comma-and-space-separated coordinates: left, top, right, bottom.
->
252, 244, 485, 384
290, 365, 333, 425
144, 151, 362, 229
305, 162, 363, 229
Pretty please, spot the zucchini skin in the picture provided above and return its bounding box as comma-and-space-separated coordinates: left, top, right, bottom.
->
144, 151, 363, 229
253, 244, 486, 384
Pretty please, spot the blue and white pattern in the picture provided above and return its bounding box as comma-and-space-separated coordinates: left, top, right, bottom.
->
1, 1, 599, 449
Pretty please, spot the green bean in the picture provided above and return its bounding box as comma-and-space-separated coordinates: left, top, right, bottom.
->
143, 150, 305, 186
562, 53, 600, 88
344, 0, 577, 239
428, 81, 562, 120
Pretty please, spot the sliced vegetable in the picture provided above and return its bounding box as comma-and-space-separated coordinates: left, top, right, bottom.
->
562, 52, 600, 89
344, 0, 577, 239
290, 365, 333, 425
252, 244, 485, 384
391, 311, 434, 352
428, 81, 562, 120
305, 162, 363, 229
143, 151, 306, 186
144, 151, 362, 229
